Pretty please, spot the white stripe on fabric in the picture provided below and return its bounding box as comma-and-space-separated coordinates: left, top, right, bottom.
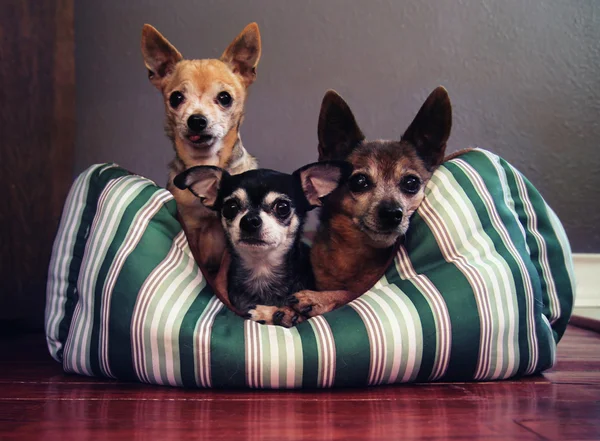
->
378, 286, 421, 383
395, 246, 451, 380
511, 167, 561, 323
283, 328, 298, 388
267, 325, 280, 388
148, 241, 199, 385
350, 297, 384, 385
481, 151, 560, 325
454, 158, 538, 375
429, 167, 519, 380
64, 176, 144, 375
546, 207, 576, 300
163, 267, 204, 386
195, 295, 223, 388
99, 190, 173, 378
46, 164, 115, 361
77, 177, 149, 375
418, 196, 493, 380
131, 232, 187, 383
309, 316, 336, 388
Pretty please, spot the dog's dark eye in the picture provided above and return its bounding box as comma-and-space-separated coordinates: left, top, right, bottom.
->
222, 200, 240, 220
169, 91, 185, 109
349, 173, 371, 193
400, 175, 421, 194
274, 200, 291, 218
217, 91, 232, 107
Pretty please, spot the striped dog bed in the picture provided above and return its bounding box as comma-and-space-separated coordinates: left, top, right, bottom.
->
45, 149, 575, 388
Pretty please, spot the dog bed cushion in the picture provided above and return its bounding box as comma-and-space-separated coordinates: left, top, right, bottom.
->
45, 149, 575, 388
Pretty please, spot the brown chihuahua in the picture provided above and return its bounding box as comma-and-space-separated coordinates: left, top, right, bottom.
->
289, 86, 456, 317
141, 23, 261, 273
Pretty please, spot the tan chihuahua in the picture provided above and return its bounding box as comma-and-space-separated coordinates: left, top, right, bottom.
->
141, 23, 261, 272
289, 87, 461, 317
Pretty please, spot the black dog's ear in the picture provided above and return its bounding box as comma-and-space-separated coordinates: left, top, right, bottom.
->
173, 166, 227, 209
220, 23, 261, 88
294, 160, 352, 207
401, 86, 452, 170
318, 90, 365, 161
141, 24, 183, 90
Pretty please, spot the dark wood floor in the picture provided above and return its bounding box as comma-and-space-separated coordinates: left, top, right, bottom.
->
1, 326, 599, 441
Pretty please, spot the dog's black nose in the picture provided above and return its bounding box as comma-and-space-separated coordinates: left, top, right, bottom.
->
240, 213, 262, 233
378, 203, 403, 228
187, 114, 208, 132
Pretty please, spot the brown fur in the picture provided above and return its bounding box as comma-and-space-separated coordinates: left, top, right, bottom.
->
291, 87, 455, 317
141, 24, 260, 272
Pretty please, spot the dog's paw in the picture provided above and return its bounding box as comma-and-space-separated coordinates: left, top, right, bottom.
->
288, 290, 335, 318
247, 305, 304, 328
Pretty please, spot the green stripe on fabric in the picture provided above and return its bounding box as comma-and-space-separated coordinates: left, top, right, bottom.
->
326, 307, 370, 387
139, 232, 191, 385
151, 249, 203, 386
446, 153, 541, 377
179, 287, 217, 388
297, 320, 320, 388
437, 162, 523, 379
104, 193, 180, 381
385, 266, 438, 382
428, 168, 520, 380
497, 161, 558, 337
51, 164, 122, 362
210, 307, 247, 388
66, 176, 151, 376
403, 209, 481, 381
362, 284, 424, 384
498, 157, 573, 342
545, 208, 575, 342
89, 183, 160, 377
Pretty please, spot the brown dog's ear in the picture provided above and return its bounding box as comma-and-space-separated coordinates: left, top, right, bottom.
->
401, 86, 452, 170
294, 161, 352, 207
141, 24, 183, 90
220, 23, 261, 87
173, 166, 227, 208
318, 90, 365, 161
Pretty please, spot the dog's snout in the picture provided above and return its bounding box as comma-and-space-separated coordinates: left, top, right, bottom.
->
240, 213, 262, 233
378, 203, 403, 228
187, 114, 208, 132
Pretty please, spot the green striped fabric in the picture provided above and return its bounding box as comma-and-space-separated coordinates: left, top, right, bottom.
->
45, 149, 575, 388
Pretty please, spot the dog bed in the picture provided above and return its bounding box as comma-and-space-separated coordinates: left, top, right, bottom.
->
45, 149, 575, 388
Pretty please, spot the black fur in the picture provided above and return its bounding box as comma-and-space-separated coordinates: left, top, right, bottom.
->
175, 162, 350, 317
214, 169, 314, 314
228, 241, 315, 313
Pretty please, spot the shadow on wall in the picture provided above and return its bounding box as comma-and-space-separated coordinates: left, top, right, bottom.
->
74, 0, 600, 252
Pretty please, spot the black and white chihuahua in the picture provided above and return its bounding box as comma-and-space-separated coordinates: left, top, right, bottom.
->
174, 161, 350, 327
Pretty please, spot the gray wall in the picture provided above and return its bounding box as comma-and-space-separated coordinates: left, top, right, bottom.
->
75, 0, 600, 252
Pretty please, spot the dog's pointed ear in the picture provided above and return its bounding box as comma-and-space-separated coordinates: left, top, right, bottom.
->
173, 166, 227, 209
318, 90, 365, 161
401, 86, 452, 170
141, 24, 183, 90
220, 23, 261, 87
294, 161, 352, 207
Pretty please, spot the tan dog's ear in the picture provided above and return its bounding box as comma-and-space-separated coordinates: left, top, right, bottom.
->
173, 166, 227, 208
401, 86, 452, 170
141, 24, 183, 90
317, 90, 365, 161
294, 161, 352, 207
220, 23, 261, 87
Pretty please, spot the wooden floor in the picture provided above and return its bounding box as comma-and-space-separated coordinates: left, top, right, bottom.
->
1, 326, 599, 441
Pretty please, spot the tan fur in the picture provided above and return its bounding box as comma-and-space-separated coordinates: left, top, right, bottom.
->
444, 147, 475, 162
248, 305, 304, 328
142, 23, 260, 272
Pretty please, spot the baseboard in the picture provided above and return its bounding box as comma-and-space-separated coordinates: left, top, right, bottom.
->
573, 253, 600, 308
